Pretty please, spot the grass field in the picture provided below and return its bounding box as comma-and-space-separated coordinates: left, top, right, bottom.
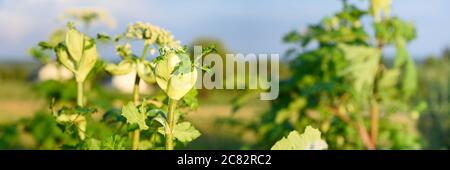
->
0, 78, 269, 149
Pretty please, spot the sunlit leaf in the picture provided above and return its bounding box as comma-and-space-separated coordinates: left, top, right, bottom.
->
173, 122, 201, 143
121, 102, 149, 130
338, 44, 380, 100
155, 53, 197, 100
56, 24, 97, 82
55, 114, 87, 140
105, 59, 134, 75
136, 60, 156, 83
271, 126, 327, 150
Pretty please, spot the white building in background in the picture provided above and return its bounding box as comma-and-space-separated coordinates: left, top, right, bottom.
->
37, 61, 73, 81
111, 70, 153, 94
37, 61, 152, 94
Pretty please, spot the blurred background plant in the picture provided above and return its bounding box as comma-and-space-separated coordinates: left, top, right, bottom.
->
416, 49, 449, 149
237, 0, 440, 150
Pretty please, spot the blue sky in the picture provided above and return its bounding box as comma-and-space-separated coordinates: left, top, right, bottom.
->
0, 0, 449, 60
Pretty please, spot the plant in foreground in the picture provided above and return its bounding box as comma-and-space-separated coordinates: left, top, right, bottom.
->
105, 22, 202, 150
50, 23, 98, 141
25, 20, 207, 150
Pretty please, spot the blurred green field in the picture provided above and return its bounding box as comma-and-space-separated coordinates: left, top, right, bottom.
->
0, 54, 448, 149
0, 68, 269, 149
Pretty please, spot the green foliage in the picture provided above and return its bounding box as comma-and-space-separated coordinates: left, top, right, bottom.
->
28, 29, 66, 64
254, 0, 421, 150
55, 23, 98, 83
172, 122, 201, 143
338, 44, 380, 101
375, 17, 418, 99
0, 18, 202, 150
105, 59, 134, 75
153, 107, 201, 144
34, 80, 77, 101
2, 3, 438, 151
81, 135, 127, 150
121, 102, 149, 130
0, 112, 76, 149
283, 4, 368, 47
155, 52, 198, 100
417, 53, 450, 149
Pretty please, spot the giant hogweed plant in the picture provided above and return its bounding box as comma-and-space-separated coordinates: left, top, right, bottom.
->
50, 23, 98, 143
104, 22, 203, 150
29, 8, 115, 105
29, 21, 207, 150
1, 10, 117, 149
255, 0, 422, 149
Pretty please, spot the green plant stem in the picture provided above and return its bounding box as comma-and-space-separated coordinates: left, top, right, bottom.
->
131, 73, 141, 150
165, 99, 178, 150
140, 44, 150, 60
130, 44, 150, 150
354, 107, 375, 150
330, 104, 375, 150
369, 40, 384, 149
77, 81, 84, 107
370, 100, 379, 146
131, 129, 140, 150
133, 75, 141, 103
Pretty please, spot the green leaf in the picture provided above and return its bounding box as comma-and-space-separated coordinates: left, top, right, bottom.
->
55, 114, 87, 140
338, 44, 380, 100
153, 114, 169, 134
28, 47, 51, 63
38, 41, 53, 49
378, 68, 400, 97
148, 109, 166, 118
172, 53, 192, 75
283, 30, 301, 43
138, 140, 153, 150
394, 44, 408, 68
65, 27, 84, 62
76, 39, 97, 82
56, 24, 97, 82
402, 57, 417, 98
155, 53, 198, 100
275, 97, 306, 124
97, 33, 111, 41
82, 138, 101, 150
55, 45, 76, 73
121, 102, 149, 130
136, 60, 156, 83
181, 89, 199, 110
48, 29, 66, 47
271, 126, 327, 150
105, 59, 134, 75
173, 122, 201, 143
101, 135, 126, 150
